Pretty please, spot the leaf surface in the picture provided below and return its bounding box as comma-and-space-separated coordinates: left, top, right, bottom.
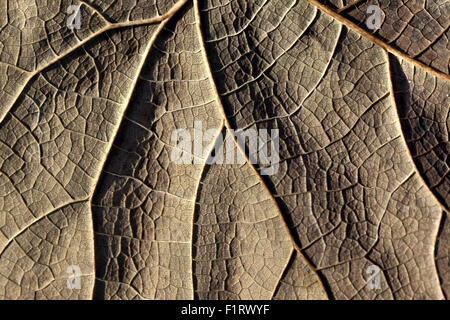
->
0, 0, 448, 300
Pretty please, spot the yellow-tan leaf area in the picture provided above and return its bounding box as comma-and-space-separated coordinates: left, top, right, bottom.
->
0, 0, 448, 300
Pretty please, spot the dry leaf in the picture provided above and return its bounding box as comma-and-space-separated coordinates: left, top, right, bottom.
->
0, 0, 448, 300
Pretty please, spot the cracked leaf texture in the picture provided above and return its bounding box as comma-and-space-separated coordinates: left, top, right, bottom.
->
0, 0, 448, 300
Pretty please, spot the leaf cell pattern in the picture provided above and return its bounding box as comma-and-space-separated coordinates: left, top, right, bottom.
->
0, 0, 448, 300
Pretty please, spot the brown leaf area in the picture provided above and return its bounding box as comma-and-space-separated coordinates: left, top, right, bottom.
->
0, 0, 448, 300
319, 0, 449, 75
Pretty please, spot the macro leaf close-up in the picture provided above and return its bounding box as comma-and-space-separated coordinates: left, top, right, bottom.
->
0, 0, 448, 301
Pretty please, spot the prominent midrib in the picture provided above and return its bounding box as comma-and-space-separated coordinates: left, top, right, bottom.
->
192, 0, 330, 300
305, 0, 450, 82
0, 0, 189, 300
0, 0, 189, 126
81, 1, 190, 299
385, 51, 450, 216
190, 123, 225, 299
